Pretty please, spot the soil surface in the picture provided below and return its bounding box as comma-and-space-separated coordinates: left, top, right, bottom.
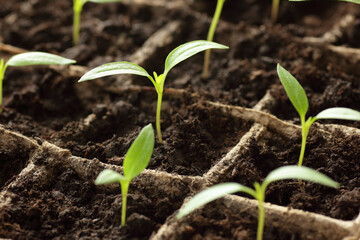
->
0, 0, 360, 239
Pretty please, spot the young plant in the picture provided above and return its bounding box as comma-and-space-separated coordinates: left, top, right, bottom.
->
202, 0, 226, 79
176, 165, 339, 240
277, 64, 360, 167
73, 0, 123, 45
0, 52, 76, 112
79, 40, 229, 143
95, 124, 154, 226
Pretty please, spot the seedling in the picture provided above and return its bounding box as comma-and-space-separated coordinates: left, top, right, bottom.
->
202, 0, 226, 79
277, 64, 360, 167
176, 165, 339, 240
79, 40, 229, 143
73, 0, 123, 45
95, 124, 154, 226
0, 52, 76, 112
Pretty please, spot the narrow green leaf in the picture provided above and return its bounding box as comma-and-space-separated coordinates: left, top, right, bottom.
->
164, 40, 229, 75
79, 62, 151, 82
176, 183, 256, 219
123, 124, 154, 180
315, 107, 360, 121
88, 0, 123, 3
95, 169, 126, 185
7, 52, 76, 67
264, 166, 339, 188
277, 64, 308, 119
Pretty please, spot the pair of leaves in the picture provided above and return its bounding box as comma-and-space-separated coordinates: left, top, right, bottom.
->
95, 124, 154, 185
176, 166, 339, 218
79, 40, 229, 83
277, 64, 360, 122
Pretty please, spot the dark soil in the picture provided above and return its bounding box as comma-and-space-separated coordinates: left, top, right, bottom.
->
230, 126, 360, 221
0, 0, 360, 239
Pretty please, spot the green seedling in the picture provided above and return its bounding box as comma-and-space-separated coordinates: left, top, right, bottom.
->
202, 0, 226, 79
79, 40, 229, 143
0, 52, 76, 112
177, 165, 339, 240
73, 0, 123, 45
95, 124, 154, 226
277, 64, 360, 168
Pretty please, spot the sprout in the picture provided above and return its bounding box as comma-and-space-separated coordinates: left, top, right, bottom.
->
202, 0, 226, 79
0, 52, 76, 112
73, 0, 123, 45
277, 64, 360, 167
176, 166, 339, 240
95, 124, 154, 226
79, 40, 229, 143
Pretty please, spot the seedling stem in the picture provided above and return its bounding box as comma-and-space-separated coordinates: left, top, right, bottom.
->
73, 0, 85, 45
271, 0, 280, 25
202, 0, 226, 79
120, 180, 130, 226
156, 91, 163, 143
0, 59, 7, 111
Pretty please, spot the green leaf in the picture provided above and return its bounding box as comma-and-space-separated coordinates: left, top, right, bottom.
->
95, 169, 126, 185
164, 40, 229, 75
176, 183, 256, 219
6, 52, 76, 67
277, 64, 308, 120
264, 166, 339, 188
315, 107, 360, 121
79, 62, 151, 82
123, 124, 154, 180
88, 0, 123, 3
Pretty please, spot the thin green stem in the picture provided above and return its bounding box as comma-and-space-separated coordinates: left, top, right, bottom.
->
271, 0, 280, 25
73, 0, 84, 45
0, 60, 7, 113
298, 129, 307, 167
298, 117, 311, 167
156, 92, 163, 143
298, 117, 314, 191
202, 0, 226, 79
120, 181, 130, 226
253, 184, 266, 240
257, 200, 265, 240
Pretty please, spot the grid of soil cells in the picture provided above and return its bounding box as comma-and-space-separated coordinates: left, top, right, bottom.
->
0, 0, 360, 239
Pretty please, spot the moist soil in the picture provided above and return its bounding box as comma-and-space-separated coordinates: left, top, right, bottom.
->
0, 0, 360, 239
